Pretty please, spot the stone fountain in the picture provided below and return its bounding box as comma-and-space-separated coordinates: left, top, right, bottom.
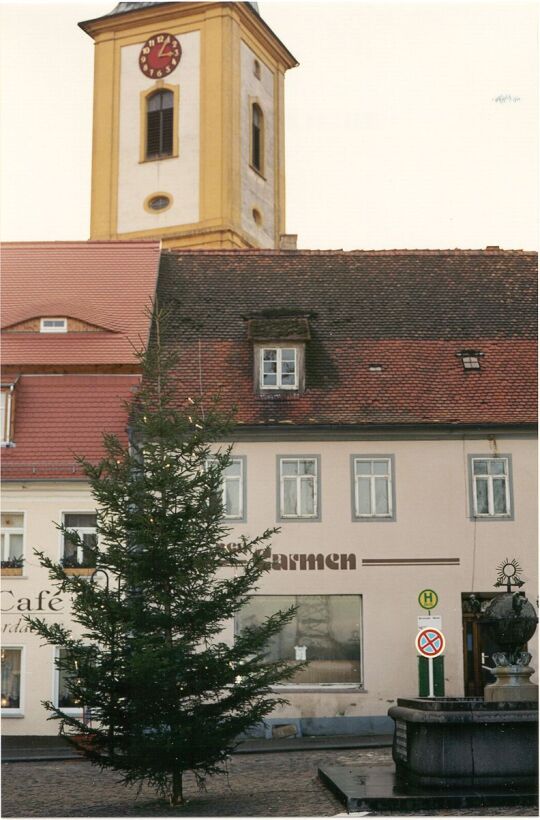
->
318, 560, 538, 811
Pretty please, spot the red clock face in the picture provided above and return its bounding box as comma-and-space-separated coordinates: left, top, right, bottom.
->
139, 33, 182, 79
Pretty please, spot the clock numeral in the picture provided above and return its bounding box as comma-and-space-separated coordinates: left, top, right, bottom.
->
157, 35, 164, 43
142, 46, 150, 55
148, 38, 155, 47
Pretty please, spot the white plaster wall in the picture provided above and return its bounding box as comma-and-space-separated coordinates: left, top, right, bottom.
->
3, 435, 537, 734
2, 483, 94, 735
222, 435, 538, 720
117, 31, 200, 234
239, 41, 275, 247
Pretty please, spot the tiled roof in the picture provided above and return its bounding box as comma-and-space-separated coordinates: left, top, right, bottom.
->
2, 375, 139, 480
157, 249, 537, 428
1, 241, 161, 367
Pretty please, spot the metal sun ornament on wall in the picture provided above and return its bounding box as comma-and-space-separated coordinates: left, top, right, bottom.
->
494, 557, 524, 592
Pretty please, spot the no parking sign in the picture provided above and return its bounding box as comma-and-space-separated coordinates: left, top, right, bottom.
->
415, 627, 445, 658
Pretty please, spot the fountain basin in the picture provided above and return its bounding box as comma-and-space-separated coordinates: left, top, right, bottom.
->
389, 697, 538, 788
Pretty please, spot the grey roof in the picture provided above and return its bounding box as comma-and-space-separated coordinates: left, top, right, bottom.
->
105, 2, 259, 18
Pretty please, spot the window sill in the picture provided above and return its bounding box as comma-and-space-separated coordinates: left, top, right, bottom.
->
272, 686, 367, 694
353, 516, 395, 523
1, 710, 24, 718
249, 164, 266, 181
471, 515, 513, 521
257, 391, 300, 401
139, 153, 179, 165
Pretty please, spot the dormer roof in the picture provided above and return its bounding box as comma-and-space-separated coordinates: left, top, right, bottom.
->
1, 241, 160, 368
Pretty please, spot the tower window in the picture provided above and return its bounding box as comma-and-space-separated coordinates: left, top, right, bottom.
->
251, 103, 264, 174
146, 90, 174, 159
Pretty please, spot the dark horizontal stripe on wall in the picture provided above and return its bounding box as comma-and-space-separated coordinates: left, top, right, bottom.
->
362, 558, 460, 566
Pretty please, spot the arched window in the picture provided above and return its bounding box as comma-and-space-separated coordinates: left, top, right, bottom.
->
251, 103, 264, 173
146, 90, 174, 160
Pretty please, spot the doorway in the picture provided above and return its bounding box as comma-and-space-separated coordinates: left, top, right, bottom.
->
462, 592, 499, 696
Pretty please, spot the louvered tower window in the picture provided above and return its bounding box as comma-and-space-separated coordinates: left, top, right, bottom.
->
251, 103, 263, 173
146, 90, 174, 159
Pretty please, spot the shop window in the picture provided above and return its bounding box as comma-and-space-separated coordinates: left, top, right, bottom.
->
1, 513, 24, 573
146, 89, 174, 159
251, 103, 264, 174
278, 457, 320, 520
261, 347, 298, 390
206, 457, 246, 520
469, 456, 512, 518
236, 595, 362, 686
352, 457, 395, 520
62, 513, 97, 570
1, 648, 22, 712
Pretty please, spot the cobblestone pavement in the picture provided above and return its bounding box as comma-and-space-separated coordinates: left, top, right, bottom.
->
2, 748, 537, 817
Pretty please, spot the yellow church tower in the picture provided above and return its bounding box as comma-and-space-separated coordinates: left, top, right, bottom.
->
79, 2, 297, 249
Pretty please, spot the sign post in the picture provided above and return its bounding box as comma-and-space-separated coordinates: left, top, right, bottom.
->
415, 627, 445, 698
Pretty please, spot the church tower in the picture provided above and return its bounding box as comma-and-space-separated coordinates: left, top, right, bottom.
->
80, 2, 297, 249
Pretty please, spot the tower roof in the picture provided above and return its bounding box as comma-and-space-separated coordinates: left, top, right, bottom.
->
104, 1, 260, 19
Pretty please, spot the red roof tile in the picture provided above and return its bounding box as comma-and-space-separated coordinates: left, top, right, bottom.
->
2, 375, 138, 479
158, 249, 537, 428
1, 241, 161, 366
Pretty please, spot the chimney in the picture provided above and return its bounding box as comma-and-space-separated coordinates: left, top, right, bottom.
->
279, 234, 298, 251
485, 245, 501, 252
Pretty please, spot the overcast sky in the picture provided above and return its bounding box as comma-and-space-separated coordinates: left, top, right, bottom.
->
0, 0, 537, 250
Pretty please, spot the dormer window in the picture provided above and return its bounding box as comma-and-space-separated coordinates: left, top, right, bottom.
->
40, 318, 67, 333
247, 316, 310, 396
261, 347, 297, 390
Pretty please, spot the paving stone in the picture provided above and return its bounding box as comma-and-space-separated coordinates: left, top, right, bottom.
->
1, 748, 537, 817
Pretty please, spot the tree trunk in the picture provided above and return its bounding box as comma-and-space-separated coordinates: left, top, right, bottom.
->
170, 771, 183, 806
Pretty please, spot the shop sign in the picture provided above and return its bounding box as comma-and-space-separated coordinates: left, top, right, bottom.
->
1, 589, 65, 614
2, 617, 33, 635
268, 552, 356, 571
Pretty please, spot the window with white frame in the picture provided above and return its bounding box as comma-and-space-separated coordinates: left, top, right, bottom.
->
206, 458, 245, 519
62, 513, 97, 568
279, 457, 318, 518
471, 457, 511, 517
1, 513, 24, 567
236, 595, 362, 686
1, 389, 14, 444
40, 318, 67, 333
1, 648, 22, 710
353, 458, 393, 519
261, 347, 297, 390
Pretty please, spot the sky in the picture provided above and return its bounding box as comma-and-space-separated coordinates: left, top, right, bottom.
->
0, 0, 538, 250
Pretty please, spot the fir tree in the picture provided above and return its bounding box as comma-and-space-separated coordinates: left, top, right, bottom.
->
29, 309, 299, 806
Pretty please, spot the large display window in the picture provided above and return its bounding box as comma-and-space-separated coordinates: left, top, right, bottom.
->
236, 595, 362, 686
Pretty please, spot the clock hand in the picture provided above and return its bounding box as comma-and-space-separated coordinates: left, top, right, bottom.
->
158, 43, 174, 58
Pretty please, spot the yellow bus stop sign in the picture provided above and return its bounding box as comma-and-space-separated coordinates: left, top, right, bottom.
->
418, 589, 438, 610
